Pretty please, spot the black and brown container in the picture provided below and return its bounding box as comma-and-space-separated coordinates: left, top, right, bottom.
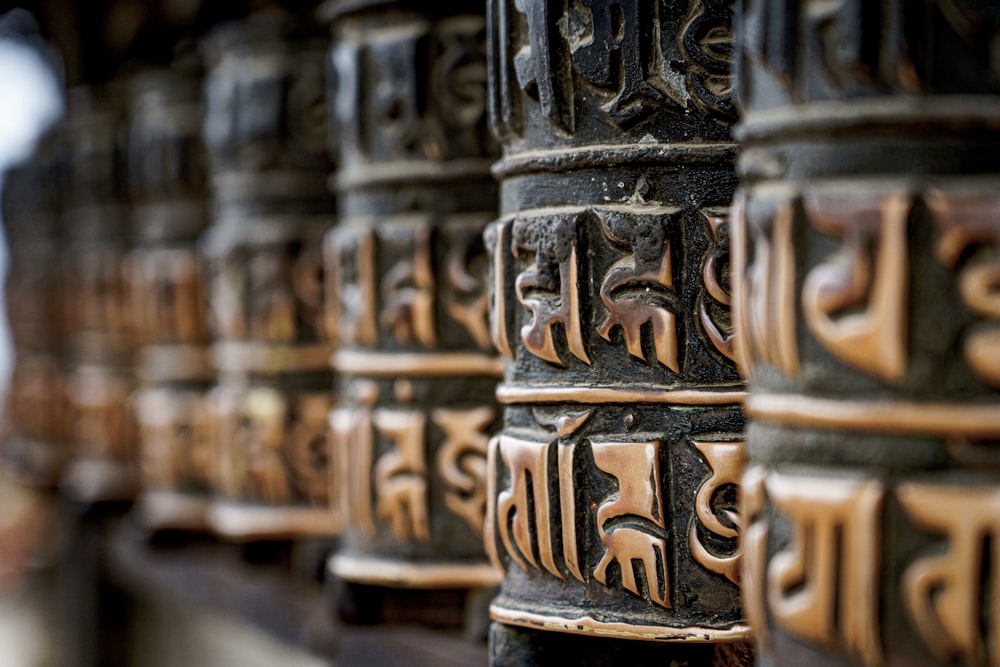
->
321, 0, 503, 622
734, 3, 1000, 667
200, 10, 338, 540
60, 86, 136, 503
2, 135, 69, 487
484, 0, 751, 663
127, 62, 215, 530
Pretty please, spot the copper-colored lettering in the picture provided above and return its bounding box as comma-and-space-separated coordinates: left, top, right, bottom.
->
381, 226, 437, 348
741, 465, 771, 651
898, 483, 1000, 667
699, 211, 738, 363
240, 389, 293, 505
689, 440, 745, 585
287, 393, 334, 505
373, 409, 430, 542
927, 190, 1000, 387
330, 403, 376, 537
443, 227, 493, 350
489, 220, 514, 358
328, 228, 377, 347
493, 435, 562, 578
433, 407, 495, 535
802, 190, 910, 383
732, 193, 800, 377
766, 472, 884, 667
597, 209, 679, 371
592, 440, 671, 608
514, 216, 590, 367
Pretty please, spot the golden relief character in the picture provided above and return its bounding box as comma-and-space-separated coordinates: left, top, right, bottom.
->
442, 224, 493, 350
741, 465, 771, 650
689, 440, 745, 585
699, 210, 738, 363
591, 439, 671, 608
330, 400, 376, 537
802, 189, 910, 383
240, 389, 292, 505
513, 214, 590, 366
898, 482, 1000, 667
380, 226, 437, 348
287, 393, 334, 505
433, 407, 495, 535
731, 192, 799, 377
927, 189, 1000, 387
766, 471, 884, 667
596, 208, 680, 371
373, 409, 430, 542
326, 228, 377, 347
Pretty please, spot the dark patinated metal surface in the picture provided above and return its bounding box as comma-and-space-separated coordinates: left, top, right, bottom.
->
127, 61, 215, 531
201, 10, 337, 539
484, 0, 751, 661
733, 2, 1000, 666
322, 0, 503, 612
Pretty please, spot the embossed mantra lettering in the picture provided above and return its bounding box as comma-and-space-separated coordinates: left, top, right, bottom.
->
327, 228, 377, 347
512, 215, 590, 366
765, 472, 884, 667
802, 190, 910, 383
592, 440, 671, 608
381, 227, 436, 348
333, 399, 495, 541
898, 483, 1000, 667
488, 435, 583, 581
732, 193, 799, 376
596, 208, 679, 371
927, 190, 1000, 387
699, 211, 738, 363
689, 440, 744, 585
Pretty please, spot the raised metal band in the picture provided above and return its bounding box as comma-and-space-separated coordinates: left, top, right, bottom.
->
747, 393, 1000, 438
490, 605, 752, 643
332, 350, 505, 377
493, 142, 736, 179
496, 383, 746, 405
328, 554, 503, 589
208, 502, 341, 540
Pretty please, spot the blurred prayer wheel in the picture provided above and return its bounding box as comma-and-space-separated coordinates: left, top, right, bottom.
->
321, 0, 503, 614
126, 62, 215, 530
2, 136, 69, 487
733, 3, 1000, 667
201, 10, 338, 539
483, 0, 751, 662
60, 86, 137, 503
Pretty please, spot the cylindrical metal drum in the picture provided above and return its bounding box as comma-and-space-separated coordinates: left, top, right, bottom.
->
321, 0, 503, 619
484, 0, 751, 662
2, 135, 68, 487
127, 62, 215, 531
201, 10, 338, 540
733, 2, 1000, 666
60, 86, 136, 503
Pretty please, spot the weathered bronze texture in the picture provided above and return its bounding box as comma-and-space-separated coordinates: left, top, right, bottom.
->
2, 135, 68, 487
201, 10, 337, 539
322, 0, 503, 596
60, 85, 137, 503
733, 3, 1000, 666
484, 0, 751, 661
127, 62, 215, 530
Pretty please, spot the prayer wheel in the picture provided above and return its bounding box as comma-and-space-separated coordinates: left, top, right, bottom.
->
2, 136, 68, 487
127, 62, 215, 531
321, 0, 503, 620
484, 0, 751, 662
61, 86, 136, 503
734, 2, 1000, 666
201, 10, 338, 539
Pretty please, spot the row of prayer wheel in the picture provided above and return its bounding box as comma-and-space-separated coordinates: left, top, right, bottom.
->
2, 1, 998, 665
